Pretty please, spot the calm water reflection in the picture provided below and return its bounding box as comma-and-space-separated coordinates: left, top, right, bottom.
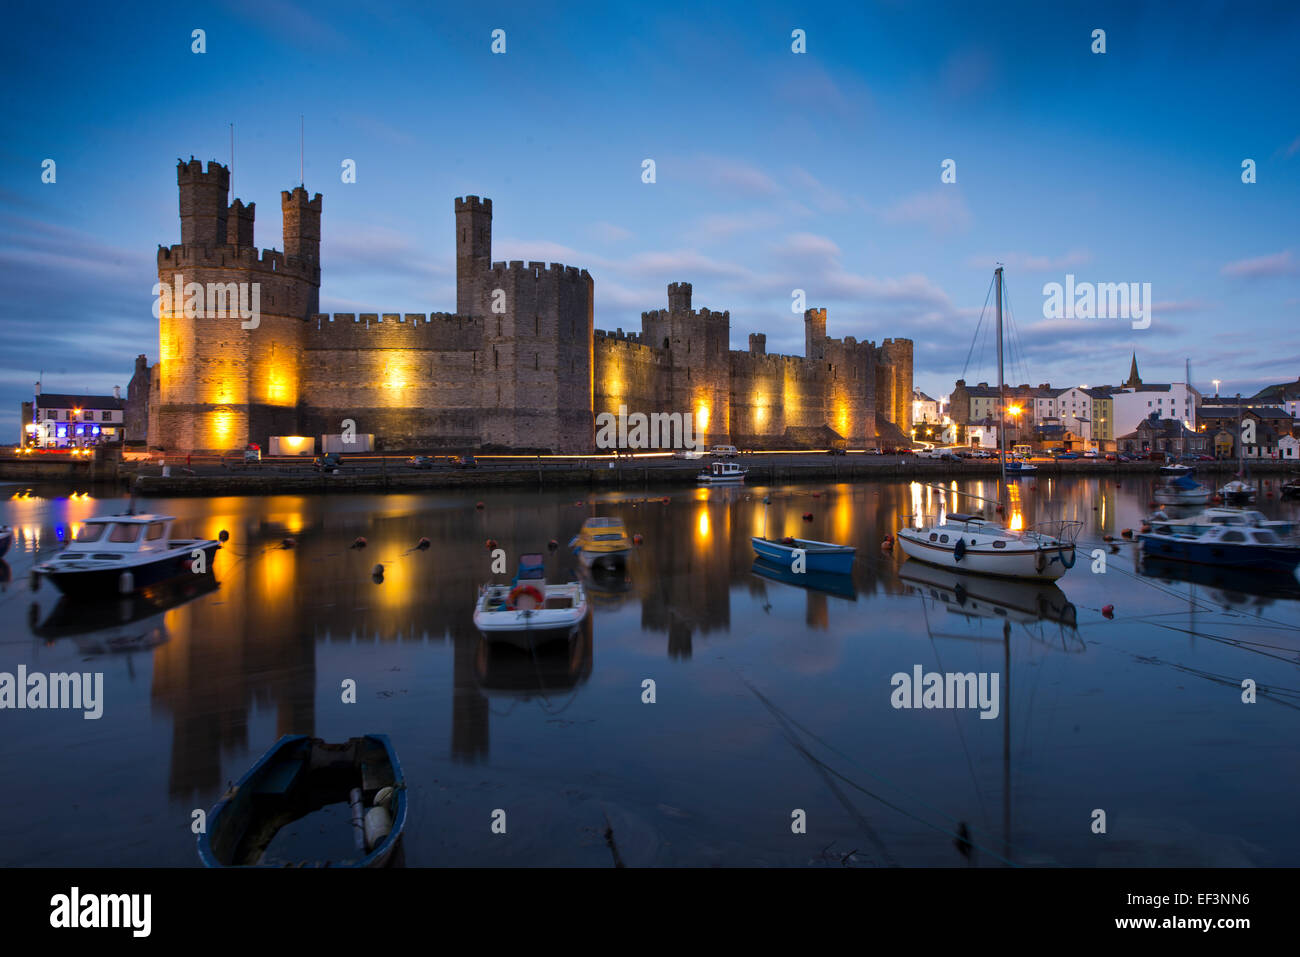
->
1, 476, 1297, 866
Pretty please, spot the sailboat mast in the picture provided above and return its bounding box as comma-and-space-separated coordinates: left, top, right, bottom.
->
996, 267, 1006, 486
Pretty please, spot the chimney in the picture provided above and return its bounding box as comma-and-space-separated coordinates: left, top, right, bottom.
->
34, 381, 40, 396
113, 385, 121, 400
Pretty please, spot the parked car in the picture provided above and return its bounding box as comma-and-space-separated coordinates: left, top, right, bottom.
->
672, 448, 705, 459
827, 445, 847, 456
708, 445, 739, 459
1056, 451, 1080, 460
243, 444, 261, 463
1082, 450, 1098, 459
866, 448, 883, 456
1104, 452, 1118, 462
314, 452, 342, 473
939, 452, 963, 463
451, 454, 478, 469
407, 455, 436, 469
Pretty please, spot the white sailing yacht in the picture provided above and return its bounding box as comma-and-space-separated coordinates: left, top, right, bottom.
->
897, 267, 1079, 581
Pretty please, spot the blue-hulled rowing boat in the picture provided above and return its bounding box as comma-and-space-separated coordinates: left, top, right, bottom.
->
750, 536, 856, 574
198, 734, 407, 868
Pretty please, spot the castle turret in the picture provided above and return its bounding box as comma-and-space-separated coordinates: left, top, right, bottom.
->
227, 198, 255, 249
748, 332, 766, 355
282, 186, 322, 265
455, 196, 492, 316
177, 159, 229, 248
804, 308, 827, 361
668, 281, 692, 313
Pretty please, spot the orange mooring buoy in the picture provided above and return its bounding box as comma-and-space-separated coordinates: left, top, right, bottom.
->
350, 536, 367, 549
1121, 528, 1133, 539
485, 538, 498, 550
475, 501, 485, 510
416, 537, 430, 550
1102, 605, 1115, 619
802, 512, 814, 521
633, 534, 643, 545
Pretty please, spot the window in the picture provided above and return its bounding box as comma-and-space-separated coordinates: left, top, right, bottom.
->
75, 524, 106, 542
939, 534, 949, 543
1220, 531, 1246, 543
108, 524, 141, 543
146, 522, 166, 540
102, 410, 112, 421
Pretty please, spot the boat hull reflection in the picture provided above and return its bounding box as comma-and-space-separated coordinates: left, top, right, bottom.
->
749, 558, 857, 600
899, 559, 1077, 627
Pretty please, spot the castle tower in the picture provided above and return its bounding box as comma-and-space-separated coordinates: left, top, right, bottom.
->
879, 338, 914, 435
155, 159, 321, 452
640, 282, 731, 447
282, 187, 322, 266
455, 196, 492, 316
227, 199, 255, 249
804, 308, 827, 361
177, 158, 229, 248
668, 282, 692, 313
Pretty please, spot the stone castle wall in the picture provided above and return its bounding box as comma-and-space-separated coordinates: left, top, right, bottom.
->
151, 160, 911, 453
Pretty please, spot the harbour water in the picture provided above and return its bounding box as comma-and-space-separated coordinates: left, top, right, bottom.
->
1, 475, 1297, 866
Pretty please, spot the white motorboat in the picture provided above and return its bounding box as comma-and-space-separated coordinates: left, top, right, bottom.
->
32, 513, 220, 597
473, 553, 588, 643
697, 461, 747, 484
1147, 507, 1294, 537
897, 513, 1080, 582
1218, 479, 1256, 505
0, 525, 11, 558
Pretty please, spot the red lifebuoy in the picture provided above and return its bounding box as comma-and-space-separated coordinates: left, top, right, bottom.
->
507, 584, 544, 610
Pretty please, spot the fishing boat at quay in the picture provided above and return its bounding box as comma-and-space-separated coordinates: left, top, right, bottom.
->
697, 461, 747, 484
1153, 473, 1212, 506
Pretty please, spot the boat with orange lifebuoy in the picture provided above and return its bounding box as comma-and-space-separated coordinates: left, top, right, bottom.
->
473, 553, 588, 642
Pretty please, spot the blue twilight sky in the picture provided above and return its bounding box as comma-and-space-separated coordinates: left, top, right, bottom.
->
1, 0, 1298, 439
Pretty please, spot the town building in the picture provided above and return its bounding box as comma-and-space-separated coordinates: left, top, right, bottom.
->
1106, 355, 1199, 437
1197, 403, 1296, 459
25, 384, 126, 448
1116, 413, 1209, 457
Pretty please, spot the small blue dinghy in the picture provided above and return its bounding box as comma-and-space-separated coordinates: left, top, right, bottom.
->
198, 734, 406, 868
750, 536, 856, 574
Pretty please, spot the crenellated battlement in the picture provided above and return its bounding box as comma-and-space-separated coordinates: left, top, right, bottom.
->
177, 158, 229, 188
639, 307, 730, 323
156, 243, 321, 280
455, 195, 492, 213
485, 260, 592, 284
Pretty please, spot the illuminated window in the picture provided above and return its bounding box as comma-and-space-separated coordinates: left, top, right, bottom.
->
109, 524, 141, 543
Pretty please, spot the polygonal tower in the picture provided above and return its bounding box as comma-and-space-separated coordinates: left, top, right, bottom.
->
154, 158, 321, 452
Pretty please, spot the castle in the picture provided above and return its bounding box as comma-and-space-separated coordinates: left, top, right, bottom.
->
140, 159, 912, 452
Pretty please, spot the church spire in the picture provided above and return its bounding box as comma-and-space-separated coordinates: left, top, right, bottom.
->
1125, 352, 1141, 388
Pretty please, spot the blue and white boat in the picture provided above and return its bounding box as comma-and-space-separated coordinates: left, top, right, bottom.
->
751, 536, 856, 574
1138, 524, 1300, 572
1004, 460, 1037, 476
1147, 506, 1294, 537
198, 734, 407, 868
1153, 473, 1212, 506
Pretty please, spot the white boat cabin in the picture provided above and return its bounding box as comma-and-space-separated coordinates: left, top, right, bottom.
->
65, 514, 178, 555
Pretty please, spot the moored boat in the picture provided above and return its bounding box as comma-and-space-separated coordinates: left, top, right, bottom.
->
1153, 473, 1212, 505
750, 535, 856, 574
697, 461, 747, 484
0, 525, 11, 558
1004, 461, 1037, 476
32, 513, 220, 597
1218, 479, 1256, 505
474, 553, 588, 642
896, 513, 1080, 582
1146, 506, 1294, 537
1138, 524, 1300, 572
569, 516, 632, 570
1160, 463, 1194, 476
197, 734, 406, 868
1281, 476, 1300, 499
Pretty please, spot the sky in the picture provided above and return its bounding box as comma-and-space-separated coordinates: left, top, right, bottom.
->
1, 0, 1298, 439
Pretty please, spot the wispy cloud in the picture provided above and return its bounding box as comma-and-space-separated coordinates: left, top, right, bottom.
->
1220, 250, 1295, 278
880, 188, 972, 236
683, 155, 781, 198
588, 221, 633, 243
